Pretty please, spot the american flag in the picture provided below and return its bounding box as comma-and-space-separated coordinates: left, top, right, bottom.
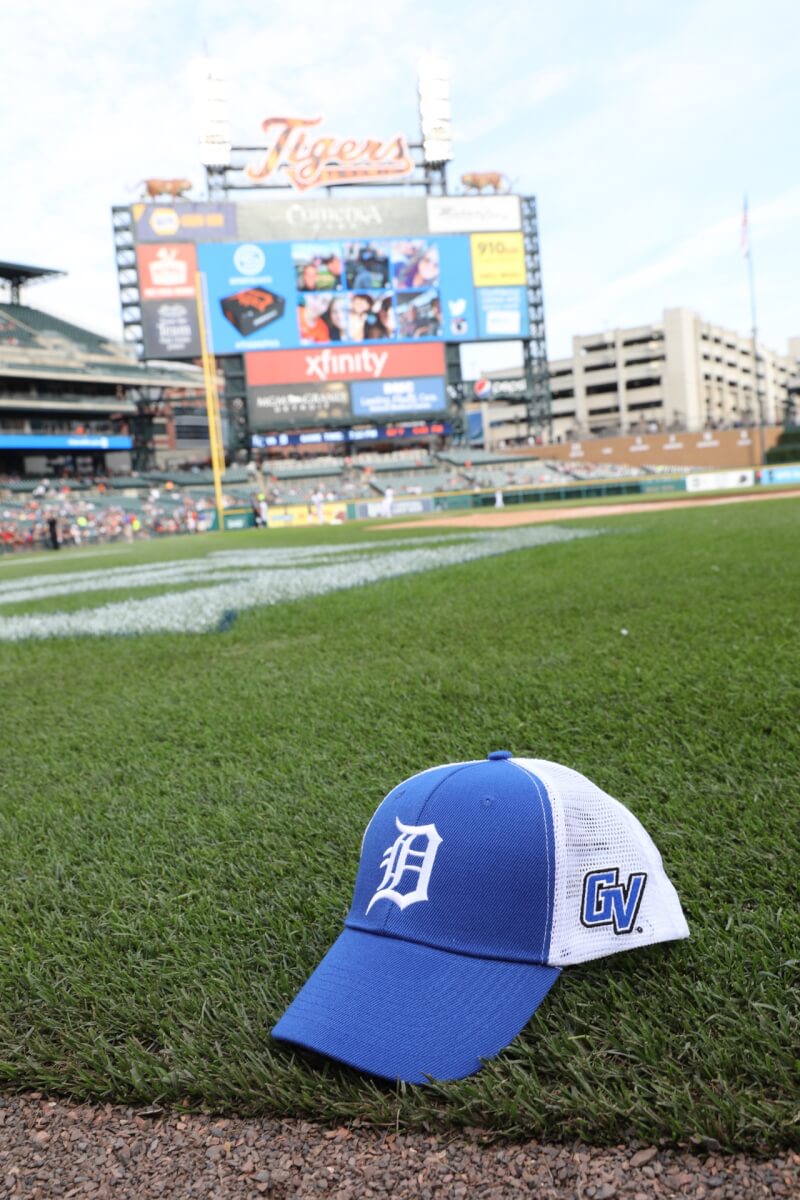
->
741, 195, 750, 257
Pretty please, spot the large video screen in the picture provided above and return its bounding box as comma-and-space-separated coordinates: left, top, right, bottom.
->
194, 231, 527, 356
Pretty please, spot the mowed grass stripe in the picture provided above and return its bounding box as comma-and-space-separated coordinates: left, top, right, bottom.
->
0, 500, 797, 1149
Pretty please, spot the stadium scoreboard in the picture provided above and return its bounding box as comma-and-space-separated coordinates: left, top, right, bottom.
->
114, 193, 531, 429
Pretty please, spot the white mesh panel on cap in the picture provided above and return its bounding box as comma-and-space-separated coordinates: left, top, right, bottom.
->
512, 758, 689, 967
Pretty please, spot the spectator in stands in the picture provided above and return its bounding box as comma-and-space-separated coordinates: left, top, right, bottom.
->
47, 513, 60, 550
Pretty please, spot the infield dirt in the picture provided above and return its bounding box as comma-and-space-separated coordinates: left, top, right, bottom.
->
385, 487, 800, 529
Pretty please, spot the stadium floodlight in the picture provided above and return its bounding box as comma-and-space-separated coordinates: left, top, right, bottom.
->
418, 55, 453, 164
194, 57, 232, 168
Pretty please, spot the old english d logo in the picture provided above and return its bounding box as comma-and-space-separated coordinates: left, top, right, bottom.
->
366, 818, 443, 914
581, 868, 647, 935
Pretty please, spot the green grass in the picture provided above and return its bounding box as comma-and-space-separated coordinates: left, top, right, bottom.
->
0, 500, 798, 1149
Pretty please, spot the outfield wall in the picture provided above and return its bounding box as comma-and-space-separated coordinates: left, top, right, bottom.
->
205, 464, 800, 530
212, 478, 682, 529
513, 426, 782, 469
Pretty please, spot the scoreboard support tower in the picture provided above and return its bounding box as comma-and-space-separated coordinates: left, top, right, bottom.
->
521, 196, 552, 441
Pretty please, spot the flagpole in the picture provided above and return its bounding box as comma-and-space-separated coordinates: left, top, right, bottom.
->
743, 197, 766, 468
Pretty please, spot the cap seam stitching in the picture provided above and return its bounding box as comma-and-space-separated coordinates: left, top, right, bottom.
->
507, 760, 552, 962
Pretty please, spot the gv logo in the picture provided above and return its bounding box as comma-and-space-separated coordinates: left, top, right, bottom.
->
581, 868, 647, 935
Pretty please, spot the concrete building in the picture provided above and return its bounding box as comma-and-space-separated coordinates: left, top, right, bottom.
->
478, 307, 798, 447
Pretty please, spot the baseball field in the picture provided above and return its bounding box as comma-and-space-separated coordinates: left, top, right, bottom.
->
0, 494, 797, 1151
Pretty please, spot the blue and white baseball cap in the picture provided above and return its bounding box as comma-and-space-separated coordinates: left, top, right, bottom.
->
272, 752, 689, 1083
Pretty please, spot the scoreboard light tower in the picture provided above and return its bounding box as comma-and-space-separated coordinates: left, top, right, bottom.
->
196, 58, 232, 199
417, 55, 452, 195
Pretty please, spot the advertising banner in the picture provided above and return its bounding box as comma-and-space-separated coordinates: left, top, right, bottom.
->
140, 299, 201, 359
246, 341, 445, 386
685, 469, 755, 492
266, 501, 347, 527
136, 244, 197, 301
470, 233, 526, 287
475, 288, 528, 338
350, 376, 446, 419
0, 434, 132, 451
198, 234, 528, 355
355, 496, 433, 518
247, 381, 351, 430
759, 464, 800, 485
426, 195, 522, 233
469, 375, 528, 398
236, 196, 430, 242
467, 410, 485, 444
132, 202, 237, 243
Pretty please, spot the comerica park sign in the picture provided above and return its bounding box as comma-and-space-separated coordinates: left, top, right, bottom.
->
245, 117, 415, 193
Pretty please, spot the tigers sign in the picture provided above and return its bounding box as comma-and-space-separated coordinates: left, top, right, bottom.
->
244, 117, 415, 193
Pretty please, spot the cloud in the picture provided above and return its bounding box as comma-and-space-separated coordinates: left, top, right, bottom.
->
455, 66, 576, 144
546, 186, 800, 355
2, 0, 798, 366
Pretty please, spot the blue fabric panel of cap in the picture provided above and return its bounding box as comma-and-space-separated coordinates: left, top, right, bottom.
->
271, 928, 560, 1083
346, 759, 556, 964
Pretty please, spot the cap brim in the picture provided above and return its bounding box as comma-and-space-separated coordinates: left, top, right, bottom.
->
271, 928, 560, 1084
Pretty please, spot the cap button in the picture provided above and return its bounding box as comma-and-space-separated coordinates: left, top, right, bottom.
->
488, 749, 512, 761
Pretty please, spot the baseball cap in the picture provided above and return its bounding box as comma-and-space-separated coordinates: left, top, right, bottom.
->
272, 752, 689, 1083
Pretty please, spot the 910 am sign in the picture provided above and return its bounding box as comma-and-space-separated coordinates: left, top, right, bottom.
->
245, 116, 415, 193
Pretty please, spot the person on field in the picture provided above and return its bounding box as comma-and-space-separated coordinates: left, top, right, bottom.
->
258, 492, 269, 528
312, 489, 325, 524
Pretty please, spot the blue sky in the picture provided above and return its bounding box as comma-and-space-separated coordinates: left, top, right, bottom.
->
3, 0, 799, 359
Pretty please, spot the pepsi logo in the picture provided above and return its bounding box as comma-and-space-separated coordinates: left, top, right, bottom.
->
474, 378, 493, 399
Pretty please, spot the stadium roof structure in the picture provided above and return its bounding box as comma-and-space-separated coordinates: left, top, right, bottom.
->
0, 260, 66, 304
